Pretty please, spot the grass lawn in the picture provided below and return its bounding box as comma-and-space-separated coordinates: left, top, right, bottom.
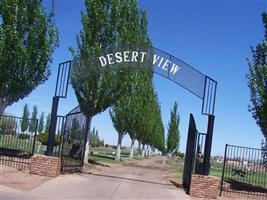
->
0, 135, 35, 154
169, 156, 184, 179
88, 146, 144, 165
0, 134, 61, 156
169, 157, 224, 180
169, 156, 267, 191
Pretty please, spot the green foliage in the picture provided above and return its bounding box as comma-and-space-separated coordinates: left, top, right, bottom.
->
38, 112, 44, 133
108, 0, 165, 153
173, 151, 185, 159
45, 113, 51, 133
247, 12, 267, 140
166, 102, 180, 153
90, 127, 104, 147
0, 0, 59, 114
262, 139, 267, 166
37, 133, 61, 146
21, 104, 30, 132
18, 133, 30, 140
0, 115, 16, 135
70, 0, 123, 118
29, 105, 38, 133
68, 118, 84, 141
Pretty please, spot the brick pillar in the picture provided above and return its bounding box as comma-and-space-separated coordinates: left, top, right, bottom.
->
189, 174, 220, 199
30, 155, 61, 177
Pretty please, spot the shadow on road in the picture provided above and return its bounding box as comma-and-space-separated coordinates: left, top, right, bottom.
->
124, 163, 169, 171
88, 172, 174, 187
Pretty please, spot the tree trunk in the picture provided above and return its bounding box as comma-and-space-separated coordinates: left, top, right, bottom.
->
115, 133, 123, 160
138, 141, 142, 156
83, 116, 92, 164
37, 142, 41, 154
141, 144, 145, 157
145, 145, 149, 157
0, 100, 7, 115
129, 138, 135, 159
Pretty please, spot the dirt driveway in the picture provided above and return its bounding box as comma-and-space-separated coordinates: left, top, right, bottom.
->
1, 156, 190, 199
1, 156, 246, 200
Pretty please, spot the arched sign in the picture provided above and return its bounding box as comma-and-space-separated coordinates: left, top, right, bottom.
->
47, 46, 217, 177
65, 46, 217, 115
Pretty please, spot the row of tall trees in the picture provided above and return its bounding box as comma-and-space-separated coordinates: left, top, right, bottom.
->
69, 0, 183, 162
103, 0, 165, 159
21, 104, 50, 133
0, 0, 58, 115
247, 12, 267, 163
166, 102, 180, 154
70, 0, 166, 163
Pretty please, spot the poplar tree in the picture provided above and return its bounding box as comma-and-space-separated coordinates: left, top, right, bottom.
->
38, 112, 44, 133
166, 102, 180, 154
29, 106, 38, 133
45, 113, 51, 133
109, 2, 152, 159
0, 0, 58, 114
21, 104, 30, 132
247, 12, 267, 140
71, 0, 132, 163
247, 12, 267, 163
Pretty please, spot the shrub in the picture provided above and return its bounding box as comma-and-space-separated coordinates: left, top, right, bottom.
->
37, 133, 61, 146
174, 151, 185, 159
18, 133, 30, 140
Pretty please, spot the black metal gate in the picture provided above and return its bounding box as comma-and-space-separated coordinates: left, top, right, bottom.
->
220, 144, 267, 199
194, 132, 207, 174
59, 106, 87, 173
0, 115, 38, 170
183, 114, 198, 190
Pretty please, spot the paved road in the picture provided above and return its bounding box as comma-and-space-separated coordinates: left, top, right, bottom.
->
1, 156, 190, 200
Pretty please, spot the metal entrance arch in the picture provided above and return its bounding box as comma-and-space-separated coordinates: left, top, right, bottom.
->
45, 46, 217, 177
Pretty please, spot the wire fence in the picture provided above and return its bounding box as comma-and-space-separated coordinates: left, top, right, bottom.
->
220, 144, 267, 199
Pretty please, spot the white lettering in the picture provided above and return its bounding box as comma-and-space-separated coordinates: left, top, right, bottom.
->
115, 52, 123, 63
99, 56, 107, 67
107, 54, 114, 65
131, 51, 138, 62
162, 59, 171, 71
170, 63, 181, 75
124, 51, 130, 62
153, 54, 160, 65
140, 52, 147, 62
158, 57, 164, 68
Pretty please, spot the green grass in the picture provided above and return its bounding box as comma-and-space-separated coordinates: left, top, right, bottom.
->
0, 135, 36, 153
88, 147, 144, 165
224, 168, 267, 187
169, 156, 267, 190
209, 161, 223, 177
0, 134, 60, 155
169, 157, 225, 180
169, 156, 184, 179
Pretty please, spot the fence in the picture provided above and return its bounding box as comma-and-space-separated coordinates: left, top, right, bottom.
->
59, 106, 87, 173
220, 144, 267, 199
0, 115, 38, 170
194, 132, 207, 174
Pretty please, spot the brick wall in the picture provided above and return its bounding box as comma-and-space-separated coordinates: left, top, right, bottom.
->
189, 174, 220, 199
30, 155, 61, 177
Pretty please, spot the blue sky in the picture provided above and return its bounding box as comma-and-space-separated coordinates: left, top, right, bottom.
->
6, 0, 267, 156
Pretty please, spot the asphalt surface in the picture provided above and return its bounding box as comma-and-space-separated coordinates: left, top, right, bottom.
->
1, 156, 190, 200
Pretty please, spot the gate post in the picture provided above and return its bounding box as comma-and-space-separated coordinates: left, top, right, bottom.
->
183, 114, 198, 190
45, 96, 59, 156
202, 115, 215, 175
219, 144, 228, 196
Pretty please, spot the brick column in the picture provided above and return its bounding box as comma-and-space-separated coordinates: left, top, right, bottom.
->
30, 155, 61, 177
189, 174, 220, 199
